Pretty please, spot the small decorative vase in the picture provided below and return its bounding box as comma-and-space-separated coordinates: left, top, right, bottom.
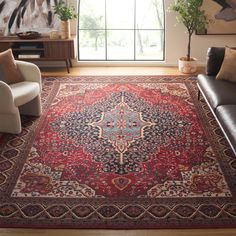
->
178, 57, 197, 74
60, 20, 71, 39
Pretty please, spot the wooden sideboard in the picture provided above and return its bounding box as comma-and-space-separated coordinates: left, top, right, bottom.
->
0, 36, 77, 73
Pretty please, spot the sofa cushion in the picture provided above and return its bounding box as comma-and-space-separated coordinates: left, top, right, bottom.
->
206, 47, 225, 76
216, 47, 236, 82
10, 81, 40, 107
206, 47, 236, 76
0, 49, 24, 84
197, 74, 236, 110
215, 105, 236, 155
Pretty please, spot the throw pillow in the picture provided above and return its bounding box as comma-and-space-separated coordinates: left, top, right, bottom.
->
216, 47, 236, 82
0, 49, 24, 84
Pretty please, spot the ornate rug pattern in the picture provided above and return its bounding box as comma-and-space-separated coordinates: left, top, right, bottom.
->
0, 76, 236, 228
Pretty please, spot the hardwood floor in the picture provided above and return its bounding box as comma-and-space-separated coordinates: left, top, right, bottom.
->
40, 65, 205, 76
0, 229, 236, 236
1, 66, 235, 236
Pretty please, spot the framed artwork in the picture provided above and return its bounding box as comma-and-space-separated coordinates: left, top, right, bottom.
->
196, 0, 236, 35
0, 0, 60, 36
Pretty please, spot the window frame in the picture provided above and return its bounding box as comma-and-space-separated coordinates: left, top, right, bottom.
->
78, 0, 165, 62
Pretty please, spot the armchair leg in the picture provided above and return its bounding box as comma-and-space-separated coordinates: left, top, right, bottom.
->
19, 95, 42, 116
0, 111, 22, 134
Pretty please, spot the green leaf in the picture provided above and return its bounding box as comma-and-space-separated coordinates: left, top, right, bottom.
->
53, 0, 78, 21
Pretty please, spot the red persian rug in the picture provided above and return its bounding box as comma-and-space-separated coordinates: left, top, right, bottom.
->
0, 75, 236, 229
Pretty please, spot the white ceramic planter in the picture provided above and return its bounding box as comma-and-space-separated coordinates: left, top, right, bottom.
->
178, 57, 197, 74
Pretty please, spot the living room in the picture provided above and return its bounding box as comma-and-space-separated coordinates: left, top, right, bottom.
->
0, 0, 236, 236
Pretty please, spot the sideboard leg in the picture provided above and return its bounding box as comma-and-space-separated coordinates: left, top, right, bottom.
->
69, 59, 72, 67
65, 59, 70, 73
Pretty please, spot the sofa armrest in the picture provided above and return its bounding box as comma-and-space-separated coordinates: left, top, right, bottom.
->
0, 81, 17, 113
16, 60, 42, 91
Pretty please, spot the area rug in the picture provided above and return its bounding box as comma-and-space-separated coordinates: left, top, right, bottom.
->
0, 75, 236, 229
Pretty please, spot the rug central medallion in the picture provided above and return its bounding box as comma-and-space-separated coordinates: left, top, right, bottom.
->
90, 94, 154, 165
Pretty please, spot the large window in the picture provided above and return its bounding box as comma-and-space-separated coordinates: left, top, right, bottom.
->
78, 0, 165, 61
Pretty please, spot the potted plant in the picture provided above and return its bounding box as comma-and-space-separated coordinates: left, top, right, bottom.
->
54, 0, 78, 39
169, 0, 209, 73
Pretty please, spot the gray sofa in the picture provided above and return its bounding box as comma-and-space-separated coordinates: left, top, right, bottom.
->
197, 47, 236, 156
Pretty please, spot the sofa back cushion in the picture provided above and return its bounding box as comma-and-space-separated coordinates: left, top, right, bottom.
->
206, 47, 236, 76
206, 47, 225, 76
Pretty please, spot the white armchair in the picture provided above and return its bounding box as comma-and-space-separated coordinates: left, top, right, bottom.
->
0, 60, 42, 134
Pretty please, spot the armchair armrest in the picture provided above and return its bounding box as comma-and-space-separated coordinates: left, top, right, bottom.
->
0, 81, 17, 113
16, 60, 42, 91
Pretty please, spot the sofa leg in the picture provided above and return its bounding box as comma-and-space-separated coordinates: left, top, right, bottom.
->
197, 90, 201, 100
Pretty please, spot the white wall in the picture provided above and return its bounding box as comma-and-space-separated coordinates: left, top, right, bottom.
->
70, 0, 236, 66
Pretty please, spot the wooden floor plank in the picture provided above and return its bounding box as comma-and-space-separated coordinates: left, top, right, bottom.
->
0, 229, 235, 236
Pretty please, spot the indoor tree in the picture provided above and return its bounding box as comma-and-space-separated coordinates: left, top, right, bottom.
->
169, 0, 209, 61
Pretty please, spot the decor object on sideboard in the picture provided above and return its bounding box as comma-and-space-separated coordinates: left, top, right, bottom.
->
53, 0, 78, 39
169, 0, 209, 74
16, 31, 41, 40
197, 47, 236, 156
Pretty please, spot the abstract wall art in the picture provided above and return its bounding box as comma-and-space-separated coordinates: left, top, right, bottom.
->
0, 0, 60, 36
197, 0, 236, 35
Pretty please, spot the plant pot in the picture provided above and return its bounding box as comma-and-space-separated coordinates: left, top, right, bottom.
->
178, 57, 197, 74
60, 20, 71, 39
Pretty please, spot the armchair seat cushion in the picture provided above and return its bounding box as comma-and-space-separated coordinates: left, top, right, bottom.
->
10, 81, 40, 107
